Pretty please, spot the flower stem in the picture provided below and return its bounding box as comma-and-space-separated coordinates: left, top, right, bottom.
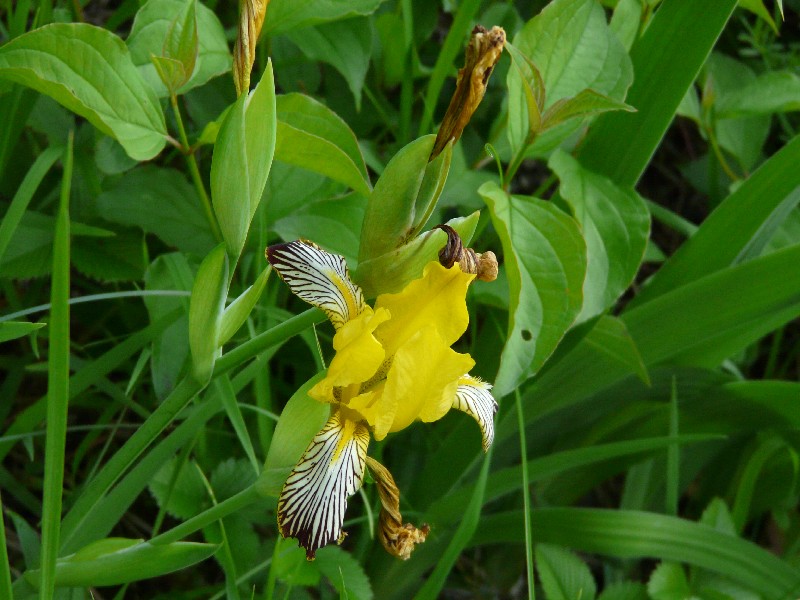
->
515, 389, 535, 600
170, 94, 223, 243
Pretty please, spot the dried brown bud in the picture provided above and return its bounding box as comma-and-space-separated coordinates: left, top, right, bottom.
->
430, 25, 506, 160
233, 0, 269, 96
366, 457, 429, 560
436, 225, 498, 282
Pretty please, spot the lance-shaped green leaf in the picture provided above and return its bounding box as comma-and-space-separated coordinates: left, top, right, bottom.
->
189, 244, 228, 384
549, 150, 649, 322
716, 71, 800, 118
0, 23, 167, 160
151, 0, 198, 95
218, 267, 270, 346
274, 93, 371, 198
354, 212, 479, 298
24, 538, 217, 588
359, 135, 443, 263
0, 321, 46, 343
480, 181, 586, 398
127, 0, 231, 98
211, 62, 276, 259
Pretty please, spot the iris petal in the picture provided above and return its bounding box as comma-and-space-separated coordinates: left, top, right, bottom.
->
452, 376, 497, 451
380, 327, 475, 438
267, 240, 366, 330
277, 411, 370, 560
374, 262, 474, 357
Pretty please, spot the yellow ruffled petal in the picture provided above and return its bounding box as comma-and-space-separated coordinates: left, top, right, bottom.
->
309, 307, 390, 403
347, 381, 395, 439
378, 327, 474, 438
374, 262, 474, 357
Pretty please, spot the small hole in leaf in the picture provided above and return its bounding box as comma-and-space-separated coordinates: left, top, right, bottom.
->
521, 329, 532, 341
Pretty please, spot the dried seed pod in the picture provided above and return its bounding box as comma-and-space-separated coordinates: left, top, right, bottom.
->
436, 225, 498, 282
366, 457, 429, 560
430, 25, 506, 161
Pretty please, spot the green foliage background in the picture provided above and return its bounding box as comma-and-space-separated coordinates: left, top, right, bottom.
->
1, 0, 800, 598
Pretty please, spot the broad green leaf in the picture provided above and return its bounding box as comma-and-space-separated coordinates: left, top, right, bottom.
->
647, 563, 691, 600
127, 0, 230, 98
287, 17, 372, 110
72, 232, 147, 283
188, 244, 228, 383
699, 498, 737, 536
0, 321, 45, 343
633, 134, 800, 306
472, 508, 800, 599
550, 151, 650, 322
354, 212, 479, 298
542, 89, 635, 130
264, 0, 384, 35
480, 181, 586, 398
717, 70, 800, 118
358, 135, 434, 263
97, 166, 216, 256
597, 581, 648, 600
609, 0, 643, 51
151, 0, 197, 95
144, 254, 193, 400
258, 373, 329, 497
25, 538, 217, 587
536, 544, 597, 600
211, 63, 277, 259
507, 0, 632, 155
315, 546, 374, 600
218, 267, 270, 346
272, 193, 366, 265
578, 1, 737, 185
0, 23, 167, 160
275, 93, 370, 198
148, 458, 207, 520
273, 543, 321, 586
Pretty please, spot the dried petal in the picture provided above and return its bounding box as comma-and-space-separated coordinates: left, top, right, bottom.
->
233, 0, 269, 95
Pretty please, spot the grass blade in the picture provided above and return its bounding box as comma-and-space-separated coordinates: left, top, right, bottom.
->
39, 132, 73, 599
577, 0, 737, 186
0, 145, 61, 264
473, 508, 800, 599
516, 391, 534, 600
0, 491, 12, 599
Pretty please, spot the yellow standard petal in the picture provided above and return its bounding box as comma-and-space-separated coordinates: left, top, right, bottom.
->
374, 261, 474, 357
308, 307, 390, 403
377, 327, 475, 439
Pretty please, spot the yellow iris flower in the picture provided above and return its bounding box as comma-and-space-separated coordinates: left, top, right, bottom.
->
266, 240, 496, 560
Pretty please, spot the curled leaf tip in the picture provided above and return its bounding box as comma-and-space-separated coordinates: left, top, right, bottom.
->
431, 25, 506, 161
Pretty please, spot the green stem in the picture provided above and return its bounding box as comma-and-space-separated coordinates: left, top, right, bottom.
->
503, 134, 536, 191
171, 94, 223, 243
515, 390, 535, 600
40, 132, 73, 600
151, 485, 260, 546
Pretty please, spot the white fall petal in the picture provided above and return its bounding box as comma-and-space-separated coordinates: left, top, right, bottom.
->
277, 411, 370, 559
452, 376, 498, 452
